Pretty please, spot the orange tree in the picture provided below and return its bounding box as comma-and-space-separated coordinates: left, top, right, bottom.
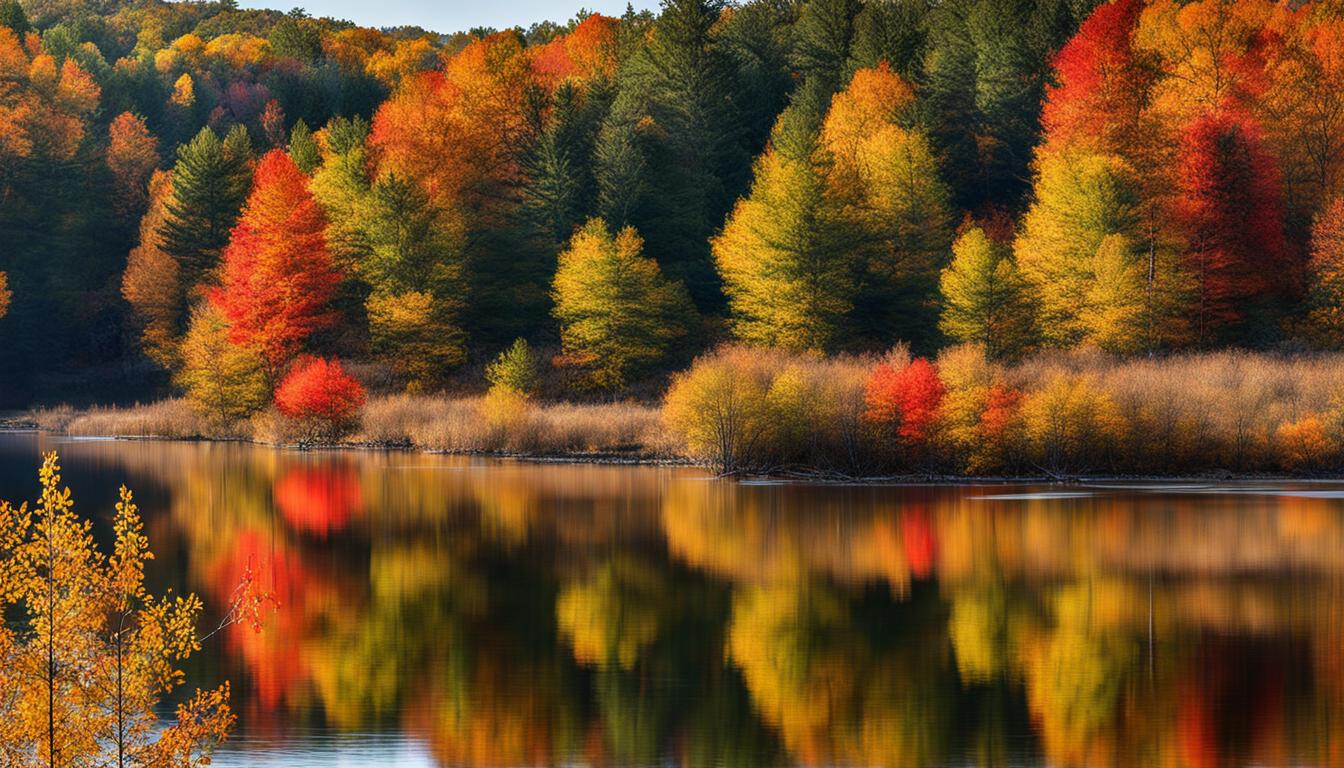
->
0, 453, 268, 767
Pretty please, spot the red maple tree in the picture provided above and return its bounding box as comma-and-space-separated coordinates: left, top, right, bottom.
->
1175, 109, 1295, 342
211, 149, 339, 378
863, 357, 946, 446
274, 357, 366, 442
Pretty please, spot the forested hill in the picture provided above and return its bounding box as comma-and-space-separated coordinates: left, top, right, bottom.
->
2, 0, 1342, 407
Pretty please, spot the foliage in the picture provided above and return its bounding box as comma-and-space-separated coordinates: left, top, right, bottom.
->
1307, 197, 1344, 346
862, 357, 946, 451
212, 149, 339, 381
486, 338, 542, 397
106, 111, 159, 222
553, 219, 693, 390
0, 453, 268, 766
159, 126, 253, 290
939, 227, 1036, 360
0, 271, 9, 320
274, 356, 366, 443
177, 303, 270, 424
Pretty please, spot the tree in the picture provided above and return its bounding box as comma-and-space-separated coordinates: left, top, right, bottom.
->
177, 304, 269, 423
1084, 233, 1149, 353
1014, 150, 1156, 347
0, 453, 267, 767
212, 150, 340, 381
486, 338, 541, 397
106, 112, 159, 223
274, 357, 366, 444
790, 0, 862, 91
159, 126, 253, 291
0, 272, 9, 320
715, 112, 859, 352
287, 119, 320, 174
122, 171, 185, 370
863, 356, 946, 449
1175, 110, 1293, 344
1306, 197, 1344, 346
939, 226, 1036, 359
553, 219, 693, 389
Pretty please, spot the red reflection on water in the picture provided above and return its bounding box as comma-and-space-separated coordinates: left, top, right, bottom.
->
274, 465, 363, 537
902, 506, 937, 578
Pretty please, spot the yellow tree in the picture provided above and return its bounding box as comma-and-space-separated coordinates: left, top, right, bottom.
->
552, 218, 693, 390
0, 454, 265, 767
714, 134, 859, 352
121, 170, 184, 370
938, 226, 1036, 360
176, 304, 270, 423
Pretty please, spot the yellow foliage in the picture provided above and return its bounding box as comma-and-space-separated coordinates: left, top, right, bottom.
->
177, 304, 270, 424
1276, 414, 1337, 471
0, 454, 239, 765
0, 271, 9, 320
366, 290, 465, 390
555, 559, 662, 670
1020, 373, 1124, 472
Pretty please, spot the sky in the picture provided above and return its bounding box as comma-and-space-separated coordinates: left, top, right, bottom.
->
236, 0, 660, 34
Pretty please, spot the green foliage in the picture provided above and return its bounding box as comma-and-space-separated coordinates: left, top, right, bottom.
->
287, 119, 320, 174
159, 126, 253, 289
939, 227, 1036, 359
553, 218, 694, 390
486, 338, 542, 397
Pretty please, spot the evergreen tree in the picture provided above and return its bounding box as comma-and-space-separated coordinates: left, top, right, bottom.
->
287, 119, 321, 174
791, 0, 862, 92
159, 126, 253, 291
847, 0, 928, 78
552, 218, 694, 390
939, 226, 1036, 359
714, 112, 860, 351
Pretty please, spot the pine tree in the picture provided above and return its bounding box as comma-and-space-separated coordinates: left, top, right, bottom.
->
939, 226, 1036, 359
158, 126, 253, 291
552, 218, 694, 389
846, 0, 928, 78
287, 119, 320, 174
714, 116, 860, 351
791, 0, 862, 92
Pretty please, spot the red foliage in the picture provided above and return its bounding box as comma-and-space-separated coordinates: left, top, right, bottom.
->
1041, 0, 1150, 154
863, 357, 946, 445
979, 384, 1022, 441
274, 465, 363, 537
901, 507, 938, 578
211, 149, 339, 372
274, 357, 365, 423
1175, 109, 1295, 340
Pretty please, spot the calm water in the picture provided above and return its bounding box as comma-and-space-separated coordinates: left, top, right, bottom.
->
3, 431, 1344, 767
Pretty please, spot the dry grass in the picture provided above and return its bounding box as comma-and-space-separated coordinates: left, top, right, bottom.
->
50, 399, 220, 439
356, 393, 669, 456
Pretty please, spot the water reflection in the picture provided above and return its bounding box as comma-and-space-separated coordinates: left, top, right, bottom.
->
2, 432, 1344, 767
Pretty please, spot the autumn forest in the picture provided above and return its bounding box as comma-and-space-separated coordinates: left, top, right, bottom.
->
6, 0, 1344, 474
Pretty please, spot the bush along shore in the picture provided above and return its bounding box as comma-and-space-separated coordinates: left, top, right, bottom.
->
22, 345, 1344, 481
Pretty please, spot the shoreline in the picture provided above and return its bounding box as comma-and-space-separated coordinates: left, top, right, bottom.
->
8, 424, 1344, 486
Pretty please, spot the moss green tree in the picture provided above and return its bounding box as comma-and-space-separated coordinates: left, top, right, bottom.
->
159, 125, 253, 290
287, 119, 321, 175
176, 304, 269, 423
939, 227, 1036, 359
553, 218, 693, 390
714, 120, 859, 352
486, 338, 541, 397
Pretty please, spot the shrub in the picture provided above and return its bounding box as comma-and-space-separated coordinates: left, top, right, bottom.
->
1019, 373, 1122, 474
1276, 415, 1337, 472
274, 357, 366, 445
863, 356, 946, 451
664, 347, 774, 473
486, 338, 542, 397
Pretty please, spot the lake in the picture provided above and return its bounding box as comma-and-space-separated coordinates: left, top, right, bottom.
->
2, 431, 1343, 767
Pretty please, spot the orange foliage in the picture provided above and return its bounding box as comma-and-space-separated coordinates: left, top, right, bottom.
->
212, 149, 339, 375
370, 33, 537, 222
107, 111, 159, 219
532, 15, 618, 84
274, 466, 364, 537
863, 357, 946, 445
